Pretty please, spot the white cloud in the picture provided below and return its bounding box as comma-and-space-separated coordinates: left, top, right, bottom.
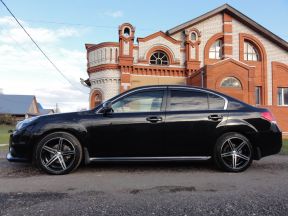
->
0, 16, 80, 44
105, 10, 123, 18
0, 16, 90, 112
0, 16, 25, 27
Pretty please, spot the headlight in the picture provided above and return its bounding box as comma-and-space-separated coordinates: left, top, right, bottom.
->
16, 116, 39, 131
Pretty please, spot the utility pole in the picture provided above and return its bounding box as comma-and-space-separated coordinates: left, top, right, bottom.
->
55, 103, 61, 113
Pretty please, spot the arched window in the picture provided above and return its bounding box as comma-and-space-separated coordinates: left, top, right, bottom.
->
91, 91, 103, 109
123, 27, 130, 37
191, 32, 197, 41
94, 93, 102, 107
209, 39, 223, 59
149, 51, 169, 65
220, 77, 242, 88
244, 41, 260, 61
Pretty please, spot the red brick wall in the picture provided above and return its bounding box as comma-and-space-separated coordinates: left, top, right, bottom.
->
261, 106, 288, 132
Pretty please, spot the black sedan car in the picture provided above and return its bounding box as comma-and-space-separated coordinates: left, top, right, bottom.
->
7, 85, 282, 174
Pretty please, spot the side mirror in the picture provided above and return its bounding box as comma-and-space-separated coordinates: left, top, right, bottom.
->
102, 101, 113, 114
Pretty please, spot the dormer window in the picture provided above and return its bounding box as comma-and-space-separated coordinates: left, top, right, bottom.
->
209, 39, 223, 59
150, 51, 169, 66
123, 27, 130, 37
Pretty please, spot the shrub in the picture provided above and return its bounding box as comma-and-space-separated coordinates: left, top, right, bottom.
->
0, 114, 16, 125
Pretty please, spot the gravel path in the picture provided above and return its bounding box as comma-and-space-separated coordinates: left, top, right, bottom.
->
0, 155, 287, 215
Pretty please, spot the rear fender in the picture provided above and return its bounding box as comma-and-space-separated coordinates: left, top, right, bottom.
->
216, 118, 260, 159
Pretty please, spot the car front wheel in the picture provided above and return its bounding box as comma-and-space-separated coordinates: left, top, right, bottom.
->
213, 132, 253, 172
35, 132, 82, 175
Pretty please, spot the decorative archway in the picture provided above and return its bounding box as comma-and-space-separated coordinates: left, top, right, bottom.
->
90, 89, 103, 109
239, 33, 267, 105
205, 58, 255, 104
272, 61, 288, 106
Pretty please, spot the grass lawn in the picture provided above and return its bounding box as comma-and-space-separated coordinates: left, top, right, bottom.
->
0, 124, 15, 144
281, 139, 288, 155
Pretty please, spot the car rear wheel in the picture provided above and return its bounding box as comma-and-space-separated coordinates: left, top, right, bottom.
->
35, 132, 82, 175
213, 132, 253, 172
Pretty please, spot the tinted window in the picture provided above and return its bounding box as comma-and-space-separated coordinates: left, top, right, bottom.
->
228, 100, 245, 110
169, 90, 208, 111
209, 94, 225, 110
112, 90, 164, 113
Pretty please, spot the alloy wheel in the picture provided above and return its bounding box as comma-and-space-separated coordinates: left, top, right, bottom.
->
40, 137, 76, 173
220, 137, 252, 170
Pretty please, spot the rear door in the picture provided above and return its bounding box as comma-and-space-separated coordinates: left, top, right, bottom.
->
163, 87, 228, 156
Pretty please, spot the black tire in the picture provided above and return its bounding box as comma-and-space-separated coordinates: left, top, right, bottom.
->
213, 132, 253, 172
35, 132, 82, 175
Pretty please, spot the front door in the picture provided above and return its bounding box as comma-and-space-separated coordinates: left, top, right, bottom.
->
88, 88, 166, 157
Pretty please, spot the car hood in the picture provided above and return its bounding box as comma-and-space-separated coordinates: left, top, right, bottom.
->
36, 110, 94, 122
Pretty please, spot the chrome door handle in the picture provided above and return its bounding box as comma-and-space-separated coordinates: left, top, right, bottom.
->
208, 114, 223, 121
146, 116, 163, 123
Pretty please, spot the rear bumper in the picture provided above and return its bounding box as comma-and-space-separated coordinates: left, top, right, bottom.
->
254, 124, 282, 158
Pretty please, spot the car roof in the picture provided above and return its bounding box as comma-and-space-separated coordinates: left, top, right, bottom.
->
129, 85, 220, 94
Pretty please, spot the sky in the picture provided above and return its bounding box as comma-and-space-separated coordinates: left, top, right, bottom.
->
0, 0, 287, 112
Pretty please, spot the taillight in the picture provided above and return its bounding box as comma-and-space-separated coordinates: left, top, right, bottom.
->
261, 111, 275, 122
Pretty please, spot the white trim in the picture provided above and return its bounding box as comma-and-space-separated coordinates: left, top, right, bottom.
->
131, 74, 187, 78
134, 63, 186, 68
210, 57, 256, 67
277, 87, 288, 106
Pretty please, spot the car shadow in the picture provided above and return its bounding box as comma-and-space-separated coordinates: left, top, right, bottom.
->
79, 160, 217, 173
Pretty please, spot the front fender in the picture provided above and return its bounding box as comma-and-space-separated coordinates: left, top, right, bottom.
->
31, 121, 88, 147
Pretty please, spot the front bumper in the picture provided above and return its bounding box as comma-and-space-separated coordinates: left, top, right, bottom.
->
7, 130, 34, 162
6, 152, 30, 162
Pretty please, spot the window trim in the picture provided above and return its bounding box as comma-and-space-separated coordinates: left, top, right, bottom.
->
209, 39, 223, 60
123, 27, 131, 38
96, 86, 228, 114
255, 86, 262, 106
277, 87, 288, 106
220, 77, 242, 88
149, 51, 169, 66
190, 32, 197, 41
243, 41, 260, 61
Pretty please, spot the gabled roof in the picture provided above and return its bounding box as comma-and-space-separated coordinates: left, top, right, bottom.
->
37, 102, 54, 115
137, 31, 181, 45
0, 95, 36, 115
39, 109, 54, 115
167, 4, 288, 51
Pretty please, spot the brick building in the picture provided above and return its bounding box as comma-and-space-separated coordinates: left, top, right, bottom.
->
85, 4, 288, 131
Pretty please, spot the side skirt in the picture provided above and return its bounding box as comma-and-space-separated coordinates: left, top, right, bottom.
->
89, 156, 211, 163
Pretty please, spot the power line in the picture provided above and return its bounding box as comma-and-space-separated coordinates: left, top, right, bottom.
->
0, 24, 86, 92
21, 19, 157, 32
0, 0, 87, 93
